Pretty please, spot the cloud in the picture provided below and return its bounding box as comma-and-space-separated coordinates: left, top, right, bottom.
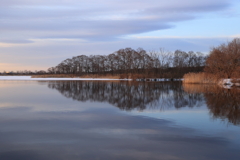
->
0, 0, 238, 71
0, 0, 233, 42
0, 39, 33, 45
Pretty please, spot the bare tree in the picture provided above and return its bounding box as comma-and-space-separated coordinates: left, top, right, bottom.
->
204, 38, 240, 78
48, 47, 206, 78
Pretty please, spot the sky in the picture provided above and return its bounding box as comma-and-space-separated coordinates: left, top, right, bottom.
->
0, 0, 240, 72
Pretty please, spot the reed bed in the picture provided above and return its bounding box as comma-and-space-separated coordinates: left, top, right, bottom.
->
183, 72, 219, 84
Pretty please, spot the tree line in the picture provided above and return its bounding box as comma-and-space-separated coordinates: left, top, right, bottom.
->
47, 48, 207, 78
1, 38, 239, 79
0, 70, 47, 75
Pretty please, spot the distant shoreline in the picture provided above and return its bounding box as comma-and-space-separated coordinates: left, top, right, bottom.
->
0, 76, 124, 81
0, 75, 182, 82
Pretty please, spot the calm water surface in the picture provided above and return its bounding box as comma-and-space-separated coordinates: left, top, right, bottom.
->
0, 81, 239, 160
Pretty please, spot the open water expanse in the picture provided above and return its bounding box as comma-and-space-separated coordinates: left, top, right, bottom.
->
0, 80, 239, 160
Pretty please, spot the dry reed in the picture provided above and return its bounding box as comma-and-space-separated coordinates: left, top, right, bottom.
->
183, 72, 219, 84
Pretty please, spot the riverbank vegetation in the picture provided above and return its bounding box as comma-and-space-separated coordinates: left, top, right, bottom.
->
43, 48, 206, 79
1, 48, 206, 79
183, 38, 240, 84
31, 74, 121, 79
2, 38, 239, 81
183, 72, 218, 84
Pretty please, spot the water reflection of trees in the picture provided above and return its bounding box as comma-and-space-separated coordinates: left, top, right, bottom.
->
48, 81, 240, 125
183, 84, 240, 125
48, 81, 204, 111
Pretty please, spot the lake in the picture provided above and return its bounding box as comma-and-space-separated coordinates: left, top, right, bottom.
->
0, 80, 239, 160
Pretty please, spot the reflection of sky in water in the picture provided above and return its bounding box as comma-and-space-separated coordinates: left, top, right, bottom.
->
0, 81, 239, 160
129, 107, 240, 145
